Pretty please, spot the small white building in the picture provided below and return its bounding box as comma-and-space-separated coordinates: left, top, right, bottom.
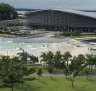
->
89, 42, 96, 50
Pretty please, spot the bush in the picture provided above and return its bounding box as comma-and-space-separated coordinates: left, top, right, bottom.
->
10, 27, 19, 32
72, 30, 81, 36
62, 32, 71, 36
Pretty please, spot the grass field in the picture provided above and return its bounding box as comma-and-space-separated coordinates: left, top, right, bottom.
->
0, 76, 96, 91
0, 34, 16, 37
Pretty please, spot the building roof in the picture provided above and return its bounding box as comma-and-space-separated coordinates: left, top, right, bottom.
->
57, 9, 96, 19
27, 9, 96, 19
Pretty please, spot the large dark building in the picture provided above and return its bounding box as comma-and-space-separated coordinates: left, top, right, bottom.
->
26, 9, 96, 32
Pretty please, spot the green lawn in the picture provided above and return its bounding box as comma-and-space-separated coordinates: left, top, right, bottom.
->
0, 34, 16, 37
0, 76, 96, 91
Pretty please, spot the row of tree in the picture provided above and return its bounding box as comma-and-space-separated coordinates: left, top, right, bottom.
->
0, 50, 96, 90
11, 50, 96, 87
40, 51, 96, 87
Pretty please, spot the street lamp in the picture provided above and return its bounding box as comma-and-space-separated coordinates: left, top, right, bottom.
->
62, 26, 66, 35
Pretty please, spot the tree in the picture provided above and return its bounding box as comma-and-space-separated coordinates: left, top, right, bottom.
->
63, 52, 72, 78
37, 68, 43, 78
47, 67, 54, 77
54, 51, 62, 68
40, 51, 54, 67
0, 3, 18, 20
40, 52, 47, 66
84, 68, 91, 79
68, 54, 86, 87
0, 56, 24, 91
46, 51, 54, 67
18, 50, 29, 65
40, 52, 47, 62
29, 55, 38, 65
40, 52, 54, 78
85, 54, 96, 77
0, 56, 35, 91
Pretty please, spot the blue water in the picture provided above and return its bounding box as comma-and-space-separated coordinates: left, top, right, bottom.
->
0, 37, 69, 55
0, 37, 95, 56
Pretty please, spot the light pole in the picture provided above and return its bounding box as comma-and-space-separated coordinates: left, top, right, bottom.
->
62, 26, 66, 35
7, 51, 8, 56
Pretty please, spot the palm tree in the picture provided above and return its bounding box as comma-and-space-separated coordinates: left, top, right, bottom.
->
40, 52, 47, 63
18, 50, 29, 65
63, 52, 72, 78
64, 52, 72, 66
29, 55, 38, 65
54, 51, 62, 68
40, 51, 54, 67
46, 51, 54, 67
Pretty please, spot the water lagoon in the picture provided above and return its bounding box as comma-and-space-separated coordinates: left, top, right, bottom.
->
0, 37, 69, 57
0, 37, 96, 57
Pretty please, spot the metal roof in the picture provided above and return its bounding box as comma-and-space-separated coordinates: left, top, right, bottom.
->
56, 9, 96, 19
27, 9, 96, 19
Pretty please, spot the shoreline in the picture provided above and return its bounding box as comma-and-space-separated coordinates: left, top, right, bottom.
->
0, 37, 96, 58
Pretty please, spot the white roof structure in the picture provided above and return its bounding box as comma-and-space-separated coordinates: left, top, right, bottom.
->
90, 42, 96, 45
28, 9, 96, 19
55, 9, 96, 19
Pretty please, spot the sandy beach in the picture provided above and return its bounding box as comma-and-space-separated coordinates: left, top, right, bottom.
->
48, 40, 89, 57
29, 42, 87, 57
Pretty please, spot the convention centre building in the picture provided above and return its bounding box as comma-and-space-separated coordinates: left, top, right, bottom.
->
26, 9, 96, 32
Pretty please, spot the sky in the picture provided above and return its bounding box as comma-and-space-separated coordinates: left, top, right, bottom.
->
0, 0, 96, 10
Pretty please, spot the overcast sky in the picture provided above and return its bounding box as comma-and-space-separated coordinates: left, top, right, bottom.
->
0, 0, 96, 10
